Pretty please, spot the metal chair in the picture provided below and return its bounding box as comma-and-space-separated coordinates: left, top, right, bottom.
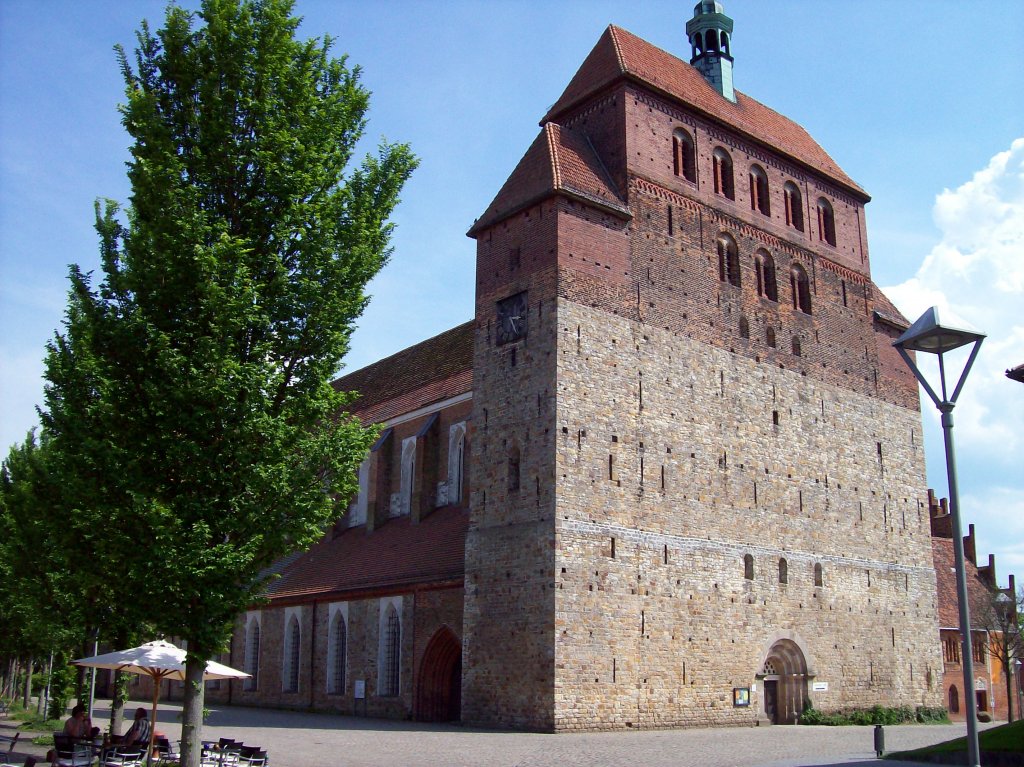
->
52, 734, 93, 767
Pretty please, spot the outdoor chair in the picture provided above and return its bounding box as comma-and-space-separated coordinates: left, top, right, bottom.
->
153, 737, 180, 765
0, 756, 37, 767
237, 749, 266, 767
102, 748, 145, 767
52, 734, 92, 767
0, 733, 18, 758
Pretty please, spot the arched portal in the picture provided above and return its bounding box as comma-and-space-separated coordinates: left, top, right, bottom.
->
759, 638, 809, 724
415, 626, 462, 722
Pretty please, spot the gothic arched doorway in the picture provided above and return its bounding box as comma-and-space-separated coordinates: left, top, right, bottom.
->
759, 638, 809, 724
415, 626, 462, 722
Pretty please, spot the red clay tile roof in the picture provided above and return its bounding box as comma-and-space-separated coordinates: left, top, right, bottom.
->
267, 505, 469, 602
872, 285, 911, 331
543, 25, 867, 200
932, 537, 997, 630
468, 122, 630, 236
334, 321, 473, 424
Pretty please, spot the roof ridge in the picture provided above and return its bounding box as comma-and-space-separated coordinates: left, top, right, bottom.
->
607, 25, 627, 73
546, 123, 562, 190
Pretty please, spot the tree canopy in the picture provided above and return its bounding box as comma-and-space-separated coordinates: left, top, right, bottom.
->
37, 0, 416, 761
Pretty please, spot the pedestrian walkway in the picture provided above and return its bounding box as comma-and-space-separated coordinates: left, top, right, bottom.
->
4, 699, 992, 767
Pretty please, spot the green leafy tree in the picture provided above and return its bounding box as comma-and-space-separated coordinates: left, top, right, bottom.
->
41, 1, 415, 764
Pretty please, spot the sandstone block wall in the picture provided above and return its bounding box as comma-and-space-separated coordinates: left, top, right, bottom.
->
552, 298, 944, 729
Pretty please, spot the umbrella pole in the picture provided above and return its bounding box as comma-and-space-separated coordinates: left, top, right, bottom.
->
148, 674, 160, 767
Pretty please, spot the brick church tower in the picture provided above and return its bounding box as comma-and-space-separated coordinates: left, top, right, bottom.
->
462, 3, 943, 730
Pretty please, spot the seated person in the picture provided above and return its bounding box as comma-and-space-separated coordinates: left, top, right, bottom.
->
62, 705, 92, 739
121, 707, 151, 749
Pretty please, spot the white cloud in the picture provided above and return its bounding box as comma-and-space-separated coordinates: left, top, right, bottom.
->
963, 484, 1024, 578
883, 138, 1024, 462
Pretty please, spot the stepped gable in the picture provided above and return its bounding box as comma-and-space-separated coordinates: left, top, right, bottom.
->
333, 321, 473, 424
268, 505, 469, 602
932, 537, 996, 630
543, 25, 867, 200
468, 122, 630, 235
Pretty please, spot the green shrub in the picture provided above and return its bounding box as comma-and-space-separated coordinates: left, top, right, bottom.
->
800, 701, 948, 726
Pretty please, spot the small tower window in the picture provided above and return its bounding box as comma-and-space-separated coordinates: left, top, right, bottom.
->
778, 558, 788, 584
673, 129, 697, 183
743, 553, 754, 581
739, 315, 749, 339
717, 233, 740, 288
790, 263, 812, 314
792, 336, 802, 357
784, 181, 804, 231
754, 250, 778, 302
816, 197, 836, 246
713, 148, 735, 200
749, 165, 770, 216
766, 326, 776, 348
814, 563, 824, 587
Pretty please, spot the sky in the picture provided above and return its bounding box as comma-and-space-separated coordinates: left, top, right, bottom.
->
1, 1, 1022, 580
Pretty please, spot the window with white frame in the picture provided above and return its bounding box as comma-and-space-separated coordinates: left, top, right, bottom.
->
399, 437, 416, 516
378, 596, 402, 696
243, 612, 261, 691
447, 422, 466, 505
327, 602, 348, 695
282, 607, 301, 693
348, 457, 369, 527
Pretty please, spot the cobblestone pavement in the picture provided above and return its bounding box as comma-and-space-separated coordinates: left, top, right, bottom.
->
5, 701, 995, 767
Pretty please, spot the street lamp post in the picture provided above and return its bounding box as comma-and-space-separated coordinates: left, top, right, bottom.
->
894, 306, 985, 767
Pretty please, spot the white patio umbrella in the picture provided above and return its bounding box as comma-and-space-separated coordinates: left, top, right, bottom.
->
72, 640, 249, 764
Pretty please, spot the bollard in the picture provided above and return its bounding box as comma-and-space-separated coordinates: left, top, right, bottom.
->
874, 724, 885, 757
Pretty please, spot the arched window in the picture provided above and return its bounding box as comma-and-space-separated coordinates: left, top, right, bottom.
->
816, 197, 836, 246
447, 422, 466, 505
283, 614, 300, 693
743, 553, 754, 581
713, 148, 735, 200
673, 129, 697, 183
790, 263, 812, 314
779, 558, 788, 584
739, 315, 749, 339
784, 181, 804, 231
749, 165, 770, 216
766, 327, 777, 348
948, 685, 960, 713
814, 563, 823, 587
243, 614, 261, 691
717, 233, 740, 288
754, 250, 778, 301
399, 436, 416, 516
705, 29, 719, 52
507, 442, 520, 492
327, 607, 347, 695
381, 604, 401, 696
792, 336, 802, 357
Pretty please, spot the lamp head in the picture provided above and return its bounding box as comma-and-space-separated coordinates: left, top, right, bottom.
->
894, 306, 985, 355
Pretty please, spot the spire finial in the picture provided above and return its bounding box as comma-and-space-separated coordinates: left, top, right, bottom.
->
685, 1, 735, 102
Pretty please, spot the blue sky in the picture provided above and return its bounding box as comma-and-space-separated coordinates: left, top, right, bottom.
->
1, 1, 1022, 579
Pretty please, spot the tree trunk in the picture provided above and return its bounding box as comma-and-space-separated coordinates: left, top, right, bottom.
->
179, 656, 206, 767
22, 656, 32, 708
1007, 665, 1016, 723
109, 670, 128, 735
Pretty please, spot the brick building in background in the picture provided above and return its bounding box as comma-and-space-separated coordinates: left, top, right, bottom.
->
201, 2, 952, 729
929, 491, 1020, 723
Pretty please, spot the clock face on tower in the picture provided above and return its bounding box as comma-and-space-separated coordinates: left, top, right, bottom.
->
496, 291, 527, 346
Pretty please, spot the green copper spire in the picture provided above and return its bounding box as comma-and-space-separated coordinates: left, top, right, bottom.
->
685, 1, 736, 102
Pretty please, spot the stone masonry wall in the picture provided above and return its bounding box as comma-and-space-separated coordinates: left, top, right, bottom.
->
551, 298, 944, 729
